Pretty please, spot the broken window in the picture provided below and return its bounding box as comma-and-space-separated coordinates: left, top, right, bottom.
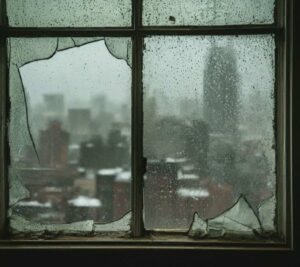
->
8, 38, 132, 236
0, 0, 293, 247
143, 35, 276, 235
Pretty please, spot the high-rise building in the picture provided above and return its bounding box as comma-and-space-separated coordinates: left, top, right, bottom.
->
203, 46, 239, 135
203, 45, 240, 187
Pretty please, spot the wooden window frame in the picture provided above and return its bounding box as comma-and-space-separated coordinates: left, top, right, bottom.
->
0, 0, 294, 250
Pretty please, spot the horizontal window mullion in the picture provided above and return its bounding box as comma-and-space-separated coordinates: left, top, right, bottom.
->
0, 24, 283, 38
0, 27, 136, 37
139, 25, 283, 36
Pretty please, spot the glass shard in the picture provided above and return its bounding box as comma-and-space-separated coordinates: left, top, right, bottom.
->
94, 211, 131, 232
9, 168, 30, 207
9, 38, 132, 233
207, 196, 261, 236
10, 214, 94, 237
188, 212, 207, 238
7, 0, 132, 27
143, 35, 275, 231
258, 195, 276, 232
105, 38, 133, 68
143, 0, 275, 26
58, 38, 76, 52
72, 37, 104, 47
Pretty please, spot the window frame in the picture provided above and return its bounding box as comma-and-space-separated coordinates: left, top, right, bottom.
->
0, 0, 294, 250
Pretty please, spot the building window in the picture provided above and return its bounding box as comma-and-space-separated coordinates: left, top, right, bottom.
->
0, 0, 293, 249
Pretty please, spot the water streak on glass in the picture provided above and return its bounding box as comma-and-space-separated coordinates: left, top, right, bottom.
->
143, 35, 276, 231
9, 38, 132, 229
143, 0, 275, 26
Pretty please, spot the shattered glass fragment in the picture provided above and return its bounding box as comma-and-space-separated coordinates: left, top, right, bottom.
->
105, 38, 132, 67
9, 168, 30, 207
57, 38, 76, 52
9, 38, 58, 67
10, 215, 94, 237
72, 37, 104, 47
207, 195, 261, 236
143, 0, 275, 26
258, 195, 276, 232
7, 0, 132, 27
94, 212, 131, 232
188, 212, 207, 238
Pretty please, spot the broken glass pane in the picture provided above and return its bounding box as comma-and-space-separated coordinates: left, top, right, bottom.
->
143, 35, 276, 231
9, 38, 132, 234
7, 0, 131, 27
207, 196, 261, 236
258, 195, 276, 232
143, 0, 275, 26
10, 212, 131, 237
188, 212, 207, 237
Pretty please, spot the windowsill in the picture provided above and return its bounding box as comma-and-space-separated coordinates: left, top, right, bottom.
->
0, 233, 291, 250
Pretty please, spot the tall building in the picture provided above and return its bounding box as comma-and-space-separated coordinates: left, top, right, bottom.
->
68, 109, 91, 144
39, 120, 69, 168
203, 45, 240, 187
43, 94, 65, 122
203, 46, 239, 135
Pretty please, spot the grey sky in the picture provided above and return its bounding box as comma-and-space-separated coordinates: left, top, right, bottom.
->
20, 40, 131, 110
143, 35, 275, 118
19, 35, 274, 120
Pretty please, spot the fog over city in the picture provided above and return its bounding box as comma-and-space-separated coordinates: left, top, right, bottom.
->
11, 36, 276, 230
21, 41, 131, 110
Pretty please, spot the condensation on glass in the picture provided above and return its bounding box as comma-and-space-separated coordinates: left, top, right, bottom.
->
8, 37, 132, 236
7, 0, 132, 27
143, 35, 276, 236
143, 0, 275, 26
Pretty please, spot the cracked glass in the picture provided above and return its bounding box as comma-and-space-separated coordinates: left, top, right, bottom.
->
143, 35, 276, 235
7, 0, 132, 27
8, 37, 132, 236
143, 0, 275, 26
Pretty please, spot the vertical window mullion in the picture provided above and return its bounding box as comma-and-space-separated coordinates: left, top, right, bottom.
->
0, 0, 8, 238
131, 0, 144, 237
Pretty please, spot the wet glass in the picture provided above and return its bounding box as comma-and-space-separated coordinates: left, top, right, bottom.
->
7, 0, 132, 27
143, 0, 275, 26
143, 35, 276, 231
8, 38, 132, 233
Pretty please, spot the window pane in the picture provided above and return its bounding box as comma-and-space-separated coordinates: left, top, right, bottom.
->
143, 0, 275, 26
8, 38, 132, 235
143, 35, 276, 232
7, 0, 131, 27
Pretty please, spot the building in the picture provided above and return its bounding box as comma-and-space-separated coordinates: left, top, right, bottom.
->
43, 94, 65, 122
38, 120, 69, 168
68, 108, 91, 144
96, 168, 122, 223
203, 46, 239, 135
144, 160, 179, 229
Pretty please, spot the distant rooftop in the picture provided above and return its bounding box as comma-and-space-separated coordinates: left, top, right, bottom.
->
97, 168, 122, 176
17, 201, 52, 208
177, 188, 210, 200
68, 196, 101, 207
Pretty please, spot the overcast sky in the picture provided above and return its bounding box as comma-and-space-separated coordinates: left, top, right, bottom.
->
19, 36, 274, 118
143, 35, 275, 117
20, 40, 131, 110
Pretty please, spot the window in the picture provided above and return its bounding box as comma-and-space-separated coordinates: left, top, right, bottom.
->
0, 0, 294, 249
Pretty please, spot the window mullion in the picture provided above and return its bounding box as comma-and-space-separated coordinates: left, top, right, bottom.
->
0, 0, 8, 239
131, 0, 144, 237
